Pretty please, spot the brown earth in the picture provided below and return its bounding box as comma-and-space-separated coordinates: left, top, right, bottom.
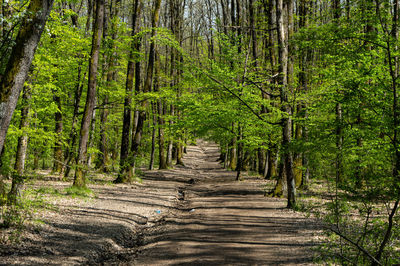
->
0, 140, 322, 265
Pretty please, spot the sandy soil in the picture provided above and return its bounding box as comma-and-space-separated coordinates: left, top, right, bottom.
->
0, 140, 322, 265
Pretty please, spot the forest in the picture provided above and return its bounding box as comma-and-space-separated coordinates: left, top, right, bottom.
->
0, 0, 400, 264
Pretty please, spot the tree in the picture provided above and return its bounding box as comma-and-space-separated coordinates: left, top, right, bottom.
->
0, 0, 54, 201
0, 0, 55, 157
118, 0, 142, 180
74, 0, 104, 188
115, 0, 161, 183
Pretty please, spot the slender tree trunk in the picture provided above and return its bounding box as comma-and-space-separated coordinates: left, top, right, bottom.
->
97, 95, 109, 171
74, 0, 104, 187
149, 103, 157, 170
229, 130, 237, 170
53, 94, 63, 173
158, 100, 167, 169
86, 103, 96, 166
249, 0, 257, 64
276, 0, 295, 208
257, 148, 265, 175
236, 124, 243, 180
176, 141, 184, 165
63, 66, 85, 178
7, 86, 32, 205
95, 0, 110, 171
333, 0, 343, 185
116, 0, 161, 183
118, 0, 142, 178
85, 0, 93, 34
166, 127, 173, 167
126, 51, 142, 177
149, 52, 160, 170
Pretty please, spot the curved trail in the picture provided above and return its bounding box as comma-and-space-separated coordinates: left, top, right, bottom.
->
133, 140, 319, 265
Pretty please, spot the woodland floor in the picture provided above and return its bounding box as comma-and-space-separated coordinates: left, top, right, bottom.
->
0, 140, 323, 265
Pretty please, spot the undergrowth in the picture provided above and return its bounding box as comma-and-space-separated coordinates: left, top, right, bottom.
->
296, 180, 400, 265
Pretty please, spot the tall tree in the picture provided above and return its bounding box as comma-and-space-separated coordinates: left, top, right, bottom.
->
276, 0, 295, 207
118, 0, 142, 180
116, 0, 161, 183
73, 0, 104, 187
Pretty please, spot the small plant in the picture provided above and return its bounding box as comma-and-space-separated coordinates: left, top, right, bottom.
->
35, 187, 61, 196
64, 186, 95, 198
0, 205, 29, 229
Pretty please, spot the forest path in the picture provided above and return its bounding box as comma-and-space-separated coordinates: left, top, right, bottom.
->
131, 140, 319, 265
0, 140, 320, 265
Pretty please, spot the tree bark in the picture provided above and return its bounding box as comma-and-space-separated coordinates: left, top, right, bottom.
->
53, 94, 63, 173
73, 0, 104, 187
149, 103, 157, 170
7, 85, 32, 205
158, 99, 167, 169
166, 105, 174, 168
276, 0, 295, 208
118, 0, 142, 178
63, 65, 85, 178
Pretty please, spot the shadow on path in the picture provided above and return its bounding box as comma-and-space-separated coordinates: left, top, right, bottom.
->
132, 139, 321, 266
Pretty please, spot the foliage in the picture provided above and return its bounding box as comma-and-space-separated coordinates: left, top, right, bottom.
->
65, 186, 94, 198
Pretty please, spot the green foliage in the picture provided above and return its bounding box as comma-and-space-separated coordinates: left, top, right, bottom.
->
65, 186, 94, 198
35, 186, 61, 196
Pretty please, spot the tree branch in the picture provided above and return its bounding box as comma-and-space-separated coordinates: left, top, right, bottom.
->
328, 225, 382, 265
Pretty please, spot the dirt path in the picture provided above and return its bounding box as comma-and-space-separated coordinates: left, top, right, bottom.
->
0, 140, 320, 265
132, 140, 320, 265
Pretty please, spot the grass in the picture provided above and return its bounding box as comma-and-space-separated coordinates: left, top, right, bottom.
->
64, 186, 95, 198
35, 187, 62, 196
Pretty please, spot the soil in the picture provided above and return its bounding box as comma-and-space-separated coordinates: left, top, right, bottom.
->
0, 140, 322, 265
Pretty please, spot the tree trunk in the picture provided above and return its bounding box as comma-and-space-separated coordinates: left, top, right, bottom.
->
229, 126, 237, 170
63, 65, 85, 178
258, 148, 265, 175
236, 124, 243, 180
158, 99, 167, 169
149, 51, 160, 170
118, 0, 141, 177
97, 95, 109, 171
85, 0, 93, 34
74, 0, 104, 187
0, 0, 54, 156
53, 94, 63, 174
176, 141, 184, 165
249, 0, 257, 65
7, 86, 32, 205
166, 136, 173, 167
276, 0, 295, 208
332, 0, 343, 186
86, 104, 97, 166
149, 103, 157, 170
116, 0, 161, 183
